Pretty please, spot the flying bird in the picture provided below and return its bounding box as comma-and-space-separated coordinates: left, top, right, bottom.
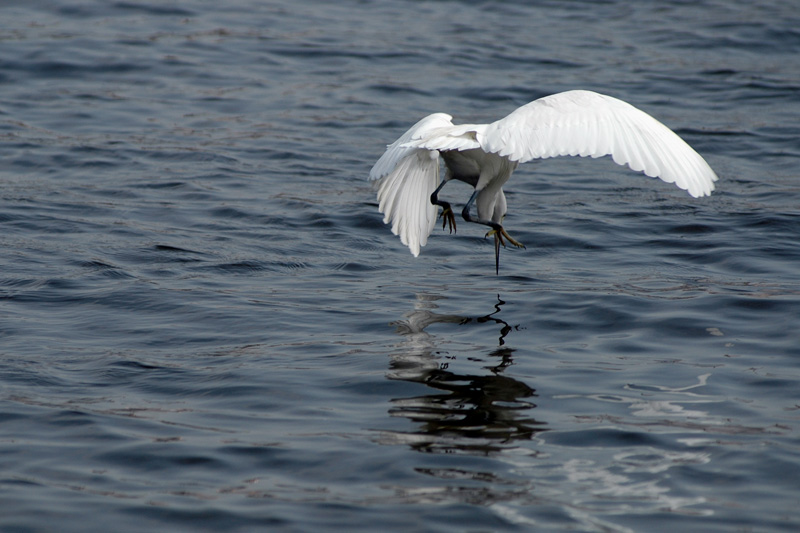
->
369, 90, 718, 273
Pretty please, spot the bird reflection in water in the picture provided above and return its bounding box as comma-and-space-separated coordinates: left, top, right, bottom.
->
385, 293, 547, 454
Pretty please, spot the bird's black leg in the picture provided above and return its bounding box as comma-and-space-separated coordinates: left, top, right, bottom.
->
430, 180, 456, 234
461, 190, 526, 274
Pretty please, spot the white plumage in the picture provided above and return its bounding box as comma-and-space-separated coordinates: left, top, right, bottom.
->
369, 90, 718, 271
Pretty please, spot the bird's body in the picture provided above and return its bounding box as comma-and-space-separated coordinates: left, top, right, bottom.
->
369, 90, 718, 272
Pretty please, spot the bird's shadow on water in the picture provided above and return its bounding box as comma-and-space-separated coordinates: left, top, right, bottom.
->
382, 293, 547, 455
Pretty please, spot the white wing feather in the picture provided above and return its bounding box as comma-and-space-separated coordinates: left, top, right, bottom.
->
369, 113, 453, 181
480, 90, 718, 197
401, 123, 485, 152
370, 113, 454, 257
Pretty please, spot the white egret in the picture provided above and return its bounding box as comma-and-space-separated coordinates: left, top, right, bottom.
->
369, 90, 718, 273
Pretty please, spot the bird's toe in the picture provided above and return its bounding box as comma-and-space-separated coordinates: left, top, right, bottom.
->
440, 206, 457, 234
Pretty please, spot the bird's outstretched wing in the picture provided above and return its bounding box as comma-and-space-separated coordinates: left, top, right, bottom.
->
480, 90, 718, 198
369, 113, 454, 256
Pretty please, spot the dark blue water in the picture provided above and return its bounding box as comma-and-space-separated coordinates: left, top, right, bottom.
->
1, 1, 799, 531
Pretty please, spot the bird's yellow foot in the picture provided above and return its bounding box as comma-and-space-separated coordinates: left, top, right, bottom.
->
440, 206, 457, 234
485, 226, 525, 249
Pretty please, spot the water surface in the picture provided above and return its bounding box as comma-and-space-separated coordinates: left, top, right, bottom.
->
1, 1, 799, 531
